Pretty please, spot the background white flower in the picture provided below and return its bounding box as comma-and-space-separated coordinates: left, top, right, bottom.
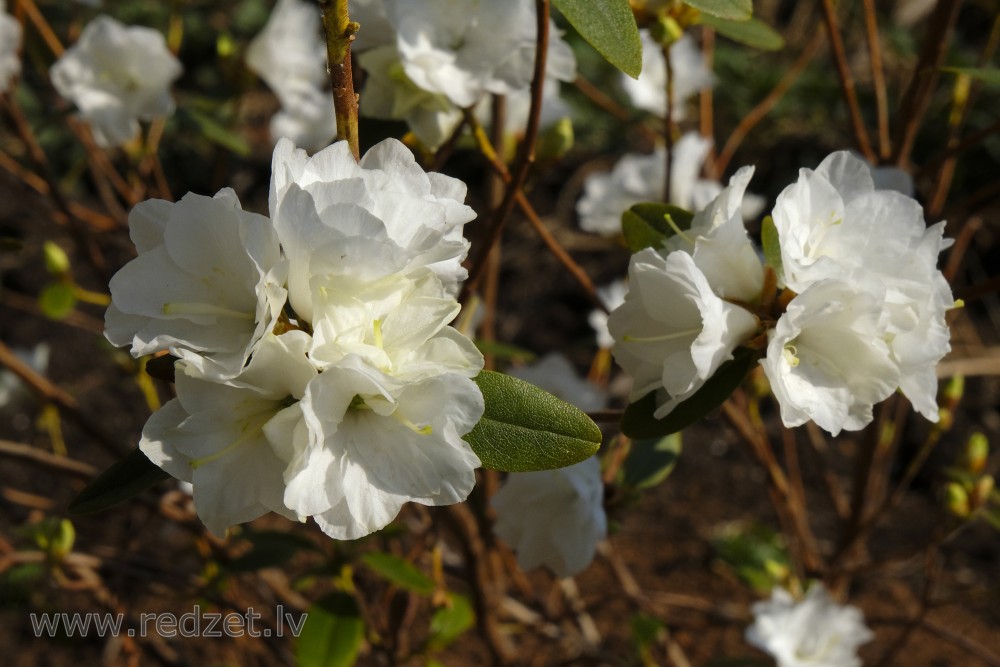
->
0, 343, 48, 409
492, 455, 606, 578
621, 31, 713, 120
746, 584, 874, 667
589, 280, 629, 350
510, 353, 607, 413
50, 15, 182, 147
0, 0, 21, 92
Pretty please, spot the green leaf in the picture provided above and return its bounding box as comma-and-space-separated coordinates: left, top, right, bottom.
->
621, 202, 695, 254
700, 15, 784, 51
38, 282, 76, 320
183, 108, 251, 157
760, 215, 783, 283
226, 531, 320, 573
427, 594, 475, 651
465, 371, 603, 472
360, 552, 435, 596
620, 433, 682, 490
69, 448, 170, 515
684, 0, 752, 20
712, 522, 790, 594
553, 0, 643, 78
940, 67, 1000, 86
297, 593, 364, 667
621, 348, 756, 439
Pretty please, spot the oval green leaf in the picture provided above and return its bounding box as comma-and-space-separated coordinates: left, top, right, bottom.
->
684, 0, 752, 20
760, 215, 783, 284
360, 552, 435, 596
69, 448, 170, 515
465, 370, 603, 472
621, 348, 756, 439
621, 202, 695, 254
553, 0, 643, 78
700, 15, 784, 51
297, 593, 364, 667
620, 433, 682, 491
427, 593, 475, 651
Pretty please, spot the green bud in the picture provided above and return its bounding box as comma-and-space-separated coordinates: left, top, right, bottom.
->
652, 16, 684, 45
971, 476, 995, 510
38, 282, 77, 320
960, 432, 989, 475
944, 482, 971, 518
43, 241, 70, 276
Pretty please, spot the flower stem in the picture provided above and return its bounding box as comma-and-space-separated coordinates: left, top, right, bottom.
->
318, 0, 360, 161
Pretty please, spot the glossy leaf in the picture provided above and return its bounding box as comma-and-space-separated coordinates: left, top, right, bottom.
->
360, 552, 435, 596
621, 202, 695, 254
427, 594, 475, 651
700, 15, 784, 51
69, 448, 170, 515
621, 348, 756, 439
684, 0, 752, 20
297, 593, 363, 667
553, 0, 643, 78
620, 433, 682, 490
465, 371, 603, 472
760, 215, 783, 284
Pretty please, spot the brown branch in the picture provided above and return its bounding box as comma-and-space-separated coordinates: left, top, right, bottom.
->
891, 0, 964, 167
714, 30, 824, 176
462, 0, 550, 297
16, 0, 64, 57
662, 42, 674, 202
862, 0, 891, 159
319, 0, 360, 160
818, 0, 876, 161
0, 439, 97, 477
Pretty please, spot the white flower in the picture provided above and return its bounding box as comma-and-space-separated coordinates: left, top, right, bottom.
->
746, 584, 874, 667
761, 279, 899, 435
664, 166, 765, 304
0, 344, 48, 409
621, 31, 713, 120
0, 0, 21, 93
278, 355, 484, 540
589, 280, 629, 350
269, 137, 475, 321
139, 332, 316, 536
608, 248, 758, 418
492, 456, 606, 578
385, 0, 542, 108
509, 353, 607, 413
105, 189, 287, 380
50, 15, 182, 147
771, 151, 952, 421
350, 0, 395, 52
246, 0, 336, 150
577, 133, 720, 236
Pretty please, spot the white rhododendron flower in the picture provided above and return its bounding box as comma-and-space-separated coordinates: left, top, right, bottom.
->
105, 189, 287, 380
577, 133, 764, 236
0, 0, 21, 92
108, 136, 487, 540
246, 0, 336, 149
0, 344, 49, 409
50, 15, 182, 147
589, 280, 629, 350
621, 31, 713, 120
761, 279, 899, 435
746, 584, 874, 667
139, 332, 314, 535
609, 249, 758, 418
493, 456, 606, 578
771, 151, 953, 423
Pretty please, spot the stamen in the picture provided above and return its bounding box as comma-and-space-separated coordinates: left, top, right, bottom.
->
783, 343, 800, 367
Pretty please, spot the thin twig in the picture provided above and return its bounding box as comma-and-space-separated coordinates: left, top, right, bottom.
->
861, 0, 891, 159
319, 0, 360, 160
714, 30, 824, 176
662, 42, 674, 202
0, 440, 97, 477
16, 0, 64, 56
462, 0, 550, 296
818, 0, 876, 161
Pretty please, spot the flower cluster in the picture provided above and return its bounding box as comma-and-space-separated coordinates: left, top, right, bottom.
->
0, 0, 21, 93
608, 151, 954, 435
745, 584, 874, 667
352, 0, 576, 150
577, 132, 765, 236
106, 138, 485, 539
246, 0, 336, 150
50, 15, 182, 147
